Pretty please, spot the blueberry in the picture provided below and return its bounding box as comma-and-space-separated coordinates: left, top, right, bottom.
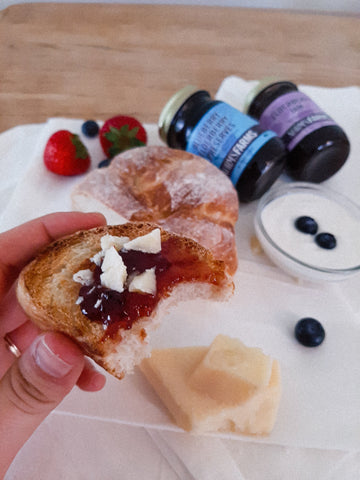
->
295, 317, 325, 347
98, 158, 112, 168
294, 216, 318, 235
315, 232, 336, 250
81, 120, 99, 138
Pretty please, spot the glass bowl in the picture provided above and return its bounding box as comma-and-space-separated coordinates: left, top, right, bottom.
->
254, 182, 360, 282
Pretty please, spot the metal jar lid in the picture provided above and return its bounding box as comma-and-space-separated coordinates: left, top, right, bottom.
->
158, 85, 200, 144
242, 76, 281, 114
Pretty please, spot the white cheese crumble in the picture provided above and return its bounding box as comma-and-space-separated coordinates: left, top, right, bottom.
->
100, 234, 130, 251
123, 229, 161, 254
74, 231, 162, 298
94, 299, 102, 309
101, 246, 122, 271
100, 246, 127, 293
128, 267, 157, 295
73, 269, 94, 286
91, 236, 130, 265
90, 250, 105, 266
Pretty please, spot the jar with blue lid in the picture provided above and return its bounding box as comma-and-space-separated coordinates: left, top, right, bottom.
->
158, 86, 286, 202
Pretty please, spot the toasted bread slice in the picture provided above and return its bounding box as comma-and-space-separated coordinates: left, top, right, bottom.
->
16, 222, 233, 379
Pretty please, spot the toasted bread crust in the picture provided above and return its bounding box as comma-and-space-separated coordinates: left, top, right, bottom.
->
16, 222, 233, 379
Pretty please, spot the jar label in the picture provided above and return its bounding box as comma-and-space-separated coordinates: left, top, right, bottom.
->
186, 103, 276, 185
259, 91, 336, 151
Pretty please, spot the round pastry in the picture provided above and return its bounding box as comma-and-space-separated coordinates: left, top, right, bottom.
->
72, 146, 239, 275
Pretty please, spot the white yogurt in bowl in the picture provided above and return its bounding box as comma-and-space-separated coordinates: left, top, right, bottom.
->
254, 182, 360, 282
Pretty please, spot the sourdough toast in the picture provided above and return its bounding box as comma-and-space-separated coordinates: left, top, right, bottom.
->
16, 222, 233, 379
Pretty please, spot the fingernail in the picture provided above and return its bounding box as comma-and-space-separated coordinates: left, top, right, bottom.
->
32, 335, 73, 378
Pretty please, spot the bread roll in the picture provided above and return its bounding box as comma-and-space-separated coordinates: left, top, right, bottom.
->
71, 146, 239, 275
16, 222, 234, 379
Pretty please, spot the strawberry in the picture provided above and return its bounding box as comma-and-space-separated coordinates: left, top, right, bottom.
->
100, 115, 147, 158
44, 130, 91, 176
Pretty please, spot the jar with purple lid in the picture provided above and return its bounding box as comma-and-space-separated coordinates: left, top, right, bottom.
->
245, 80, 350, 182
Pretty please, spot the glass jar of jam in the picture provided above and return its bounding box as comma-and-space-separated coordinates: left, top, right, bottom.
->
245, 80, 350, 183
158, 85, 286, 203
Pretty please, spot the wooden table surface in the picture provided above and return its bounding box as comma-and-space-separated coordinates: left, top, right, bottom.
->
0, 3, 358, 133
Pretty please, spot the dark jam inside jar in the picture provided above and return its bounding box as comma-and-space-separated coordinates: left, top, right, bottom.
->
78, 237, 224, 338
247, 81, 350, 183
283, 126, 350, 182
159, 86, 286, 203
165, 90, 215, 150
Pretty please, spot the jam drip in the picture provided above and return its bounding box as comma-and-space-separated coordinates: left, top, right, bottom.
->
78, 237, 224, 338
79, 282, 157, 333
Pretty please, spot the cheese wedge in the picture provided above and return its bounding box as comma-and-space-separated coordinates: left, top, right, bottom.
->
140, 339, 281, 436
189, 335, 273, 404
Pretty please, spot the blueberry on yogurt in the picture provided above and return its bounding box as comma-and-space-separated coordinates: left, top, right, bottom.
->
295, 216, 318, 235
315, 232, 337, 250
295, 317, 325, 347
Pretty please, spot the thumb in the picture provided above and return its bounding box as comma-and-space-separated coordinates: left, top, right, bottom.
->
0, 332, 85, 476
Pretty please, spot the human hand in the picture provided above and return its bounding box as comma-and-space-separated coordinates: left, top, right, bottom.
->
0, 212, 107, 477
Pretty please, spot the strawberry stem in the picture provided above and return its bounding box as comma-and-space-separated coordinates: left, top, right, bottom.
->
71, 134, 89, 159
105, 125, 146, 157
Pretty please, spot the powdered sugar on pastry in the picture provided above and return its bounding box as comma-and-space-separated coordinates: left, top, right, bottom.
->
72, 146, 239, 274
158, 215, 237, 277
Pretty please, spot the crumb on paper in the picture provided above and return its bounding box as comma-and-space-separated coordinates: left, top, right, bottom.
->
250, 235, 263, 255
